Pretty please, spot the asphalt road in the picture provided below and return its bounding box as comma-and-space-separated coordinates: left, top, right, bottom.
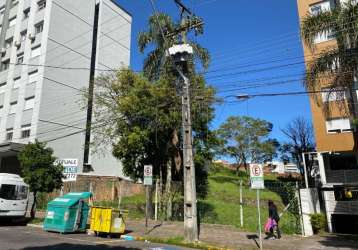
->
0, 224, 191, 250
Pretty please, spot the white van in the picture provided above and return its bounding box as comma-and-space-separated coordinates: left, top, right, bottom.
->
0, 174, 29, 218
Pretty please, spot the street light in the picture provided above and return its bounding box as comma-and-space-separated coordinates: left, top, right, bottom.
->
235, 94, 251, 100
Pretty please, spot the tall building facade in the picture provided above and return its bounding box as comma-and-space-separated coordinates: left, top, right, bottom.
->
297, 0, 358, 234
0, 0, 131, 178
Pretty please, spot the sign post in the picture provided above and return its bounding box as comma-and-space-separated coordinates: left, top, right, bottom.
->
250, 164, 264, 250
143, 165, 153, 229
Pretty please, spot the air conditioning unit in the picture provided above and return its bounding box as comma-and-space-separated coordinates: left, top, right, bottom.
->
1, 48, 6, 56
28, 33, 35, 41
14, 41, 21, 48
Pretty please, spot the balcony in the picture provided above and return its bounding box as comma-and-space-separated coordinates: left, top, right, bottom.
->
322, 152, 358, 185
326, 169, 358, 184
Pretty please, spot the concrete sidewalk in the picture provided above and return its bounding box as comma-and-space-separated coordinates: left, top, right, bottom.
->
125, 219, 358, 250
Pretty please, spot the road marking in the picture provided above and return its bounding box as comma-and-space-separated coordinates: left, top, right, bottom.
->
2, 226, 130, 247
94, 239, 125, 244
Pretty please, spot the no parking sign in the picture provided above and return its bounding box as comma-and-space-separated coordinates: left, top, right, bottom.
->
250, 164, 264, 189
143, 165, 153, 186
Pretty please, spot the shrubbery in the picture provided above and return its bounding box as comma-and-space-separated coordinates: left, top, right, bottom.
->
310, 213, 327, 234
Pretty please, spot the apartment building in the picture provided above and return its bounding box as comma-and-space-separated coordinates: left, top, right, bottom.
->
297, 0, 358, 234
0, 0, 131, 178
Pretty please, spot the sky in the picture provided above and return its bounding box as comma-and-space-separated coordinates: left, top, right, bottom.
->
115, 0, 312, 144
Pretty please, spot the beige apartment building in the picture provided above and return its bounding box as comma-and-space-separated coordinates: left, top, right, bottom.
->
297, 0, 358, 234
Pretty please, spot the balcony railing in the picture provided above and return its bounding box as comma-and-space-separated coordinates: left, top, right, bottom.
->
325, 169, 358, 184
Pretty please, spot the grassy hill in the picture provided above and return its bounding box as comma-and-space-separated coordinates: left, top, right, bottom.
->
97, 165, 301, 235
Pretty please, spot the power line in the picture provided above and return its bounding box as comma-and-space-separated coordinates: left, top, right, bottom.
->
52, 1, 130, 51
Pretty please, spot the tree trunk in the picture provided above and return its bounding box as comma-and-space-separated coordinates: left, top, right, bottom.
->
30, 192, 37, 219
165, 158, 172, 220
242, 154, 249, 174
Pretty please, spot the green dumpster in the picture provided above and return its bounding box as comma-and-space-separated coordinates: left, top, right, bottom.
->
43, 192, 92, 233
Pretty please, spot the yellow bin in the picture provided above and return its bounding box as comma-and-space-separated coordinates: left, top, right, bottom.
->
90, 206, 127, 235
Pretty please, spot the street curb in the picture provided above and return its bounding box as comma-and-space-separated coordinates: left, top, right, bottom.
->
133, 235, 230, 250
27, 223, 43, 228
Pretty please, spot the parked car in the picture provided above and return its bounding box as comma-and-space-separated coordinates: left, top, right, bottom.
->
0, 173, 29, 219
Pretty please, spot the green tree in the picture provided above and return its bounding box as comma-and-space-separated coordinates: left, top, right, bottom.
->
301, 1, 358, 117
138, 13, 210, 80
18, 140, 63, 219
92, 69, 215, 218
136, 12, 213, 219
217, 116, 277, 174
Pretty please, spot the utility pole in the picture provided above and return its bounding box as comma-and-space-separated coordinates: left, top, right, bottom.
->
166, 0, 204, 242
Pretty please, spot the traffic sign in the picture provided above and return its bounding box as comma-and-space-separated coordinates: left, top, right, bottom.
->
250, 164, 264, 189
143, 165, 153, 186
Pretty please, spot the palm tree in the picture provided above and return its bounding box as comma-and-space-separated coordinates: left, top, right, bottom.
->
138, 13, 210, 81
301, 0, 358, 117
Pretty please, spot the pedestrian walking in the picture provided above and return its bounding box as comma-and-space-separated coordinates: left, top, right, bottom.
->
266, 200, 281, 239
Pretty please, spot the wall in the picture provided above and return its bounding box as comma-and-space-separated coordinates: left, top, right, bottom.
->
36, 0, 95, 172
88, 0, 132, 177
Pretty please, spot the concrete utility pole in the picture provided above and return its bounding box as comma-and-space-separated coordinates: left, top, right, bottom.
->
167, 0, 204, 242
169, 43, 198, 243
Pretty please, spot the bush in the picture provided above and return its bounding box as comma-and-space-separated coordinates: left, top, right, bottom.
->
310, 213, 327, 234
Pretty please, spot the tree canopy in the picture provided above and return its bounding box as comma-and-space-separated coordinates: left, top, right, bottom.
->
138, 13, 210, 80
92, 69, 215, 197
217, 116, 278, 173
18, 140, 63, 218
280, 117, 315, 172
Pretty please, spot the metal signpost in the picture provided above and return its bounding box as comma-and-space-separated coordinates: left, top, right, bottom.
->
143, 165, 153, 229
250, 164, 264, 250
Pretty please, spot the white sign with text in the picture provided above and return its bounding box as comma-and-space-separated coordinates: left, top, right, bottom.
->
55, 159, 78, 182
250, 164, 264, 189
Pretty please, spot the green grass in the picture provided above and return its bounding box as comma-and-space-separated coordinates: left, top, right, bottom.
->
203, 167, 300, 234
93, 194, 146, 220
94, 166, 300, 235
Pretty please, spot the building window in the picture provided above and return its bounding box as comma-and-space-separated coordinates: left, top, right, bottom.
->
13, 77, 20, 88
24, 96, 34, 110
310, 1, 334, 43
34, 21, 43, 34
28, 70, 38, 83
23, 8, 30, 20
5, 38, 13, 49
1, 60, 10, 71
310, 0, 331, 15
11, 0, 18, 8
16, 53, 24, 64
20, 30, 27, 41
8, 16, 17, 28
326, 118, 352, 134
21, 126, 31, 138
37, 0, 46, 11
322, 88, 346, 102
9, 101, 17, 114
6, 130, 13, 141
31, 46, 41, 58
